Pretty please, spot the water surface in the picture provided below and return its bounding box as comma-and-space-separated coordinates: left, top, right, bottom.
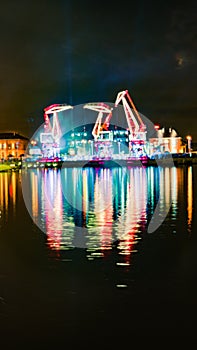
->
0, 165, 196, 342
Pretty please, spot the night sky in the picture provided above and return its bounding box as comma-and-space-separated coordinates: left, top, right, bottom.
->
0, 0, 196, 141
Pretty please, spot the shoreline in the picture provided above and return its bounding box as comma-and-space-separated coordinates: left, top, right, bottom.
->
1, 155, 196, 172
1, 153, 197, 172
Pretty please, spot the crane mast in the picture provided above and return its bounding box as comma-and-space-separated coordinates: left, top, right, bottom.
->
115, 90, 146, 141
44, 104, 73, 143
83, 102, 113, 141
41, 103, 73, 158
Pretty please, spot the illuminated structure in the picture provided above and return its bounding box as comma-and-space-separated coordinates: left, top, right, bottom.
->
65, 129, 89, 157
41, 104, 73, 158
83, 102, 113, 141
114, 90, 146, 141
0, 132, 29, 160
24, 88, 188, 163
149, 127, 184, 155
83, 102, 113, 157
186, 135, 192, 153
83, 90, 147, 158
114, 90, 147, 157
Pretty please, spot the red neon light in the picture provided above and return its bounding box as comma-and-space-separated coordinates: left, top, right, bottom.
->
44, 104, 60, 112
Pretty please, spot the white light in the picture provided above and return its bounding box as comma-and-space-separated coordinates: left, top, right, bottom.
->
45, 105, 73, 115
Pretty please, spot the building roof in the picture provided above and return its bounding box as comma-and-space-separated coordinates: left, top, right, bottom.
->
0, 132, 29, 141
157, 127, 179, 138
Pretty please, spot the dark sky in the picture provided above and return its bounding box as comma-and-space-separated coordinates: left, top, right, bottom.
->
0, 0, 196, 141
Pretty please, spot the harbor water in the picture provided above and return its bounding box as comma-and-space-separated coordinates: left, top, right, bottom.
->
0, 164, 197, 343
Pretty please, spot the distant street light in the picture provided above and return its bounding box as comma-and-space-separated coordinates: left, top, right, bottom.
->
30, 139, 37, 146
186, 135, 192, 153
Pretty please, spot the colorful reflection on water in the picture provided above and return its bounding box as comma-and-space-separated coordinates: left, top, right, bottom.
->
187, 166, 193, 232
19, 165, 194, 262
0, 171, 17, 224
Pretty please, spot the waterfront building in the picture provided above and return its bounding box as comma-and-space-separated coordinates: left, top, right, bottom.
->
0, 132, 29, 160
149, 127, 184, 155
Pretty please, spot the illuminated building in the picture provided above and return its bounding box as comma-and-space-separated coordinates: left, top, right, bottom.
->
24, 89, 190, 163
0, 132, 29, 160
149, 127, 184, 156
63, 129, 89, 157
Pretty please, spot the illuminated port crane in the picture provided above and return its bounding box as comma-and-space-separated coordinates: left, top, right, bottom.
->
41, 103, 73, 158
83, 102, 113, 158
114, 89, 147, 157
83, 102, 113, 141
43, 104, 73, 143
114, 90, 146, 141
